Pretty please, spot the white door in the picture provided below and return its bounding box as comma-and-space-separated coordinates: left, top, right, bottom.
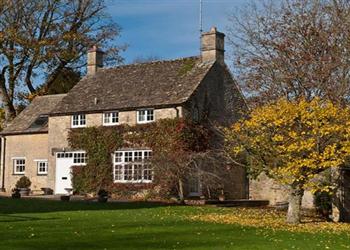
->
55, 153, 74, 194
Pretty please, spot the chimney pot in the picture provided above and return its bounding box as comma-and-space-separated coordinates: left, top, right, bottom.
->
201, 27, 225, 65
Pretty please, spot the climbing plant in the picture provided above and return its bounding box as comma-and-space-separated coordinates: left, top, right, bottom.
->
68, 118, 213, 198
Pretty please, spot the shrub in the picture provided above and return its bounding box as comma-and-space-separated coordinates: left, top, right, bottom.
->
97, 189, 109, 197
314, 191, 332, 218
15, 176, 31, 189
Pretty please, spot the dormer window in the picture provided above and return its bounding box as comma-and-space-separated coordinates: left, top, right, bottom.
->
137, 109, 154, 124
103, 112, 119, 126
72, 114, 86, 128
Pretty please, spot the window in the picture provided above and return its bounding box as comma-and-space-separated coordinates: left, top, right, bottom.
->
113, 150, 153, 183
103, 112, 119, 126
73, 152, 87, 165
13, 158, 25, 175
37, 161, 48, 175
28, 116, 48, 131
72, 114, 86, 128
137, 109, 154, 124
57, 152, 73, 158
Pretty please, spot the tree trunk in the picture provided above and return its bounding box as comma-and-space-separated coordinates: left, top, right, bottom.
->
0, 72, 16, 124
178, 179, 184, 203
287, 187, 304, 224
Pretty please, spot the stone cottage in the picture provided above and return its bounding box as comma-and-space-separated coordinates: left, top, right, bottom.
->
0, 27, 248, 198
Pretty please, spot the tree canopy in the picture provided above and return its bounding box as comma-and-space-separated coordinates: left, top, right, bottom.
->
228, 0, 350, 106
0, 0, 125, 122
226, 98, 350, 223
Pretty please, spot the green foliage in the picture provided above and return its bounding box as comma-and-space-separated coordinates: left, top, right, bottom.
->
178, 58, 196, 76
69, 127, 123, 193
68, 118, 210, 195
15, 176, 31, 189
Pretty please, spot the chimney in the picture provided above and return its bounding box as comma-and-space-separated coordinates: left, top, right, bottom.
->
87, 45, 104, 75
201, 27, 225, 65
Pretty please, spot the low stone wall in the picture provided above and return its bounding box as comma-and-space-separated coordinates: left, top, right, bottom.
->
249, 173, 315, 209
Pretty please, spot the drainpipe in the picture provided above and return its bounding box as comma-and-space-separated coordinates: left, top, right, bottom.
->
0, 136, 6, 192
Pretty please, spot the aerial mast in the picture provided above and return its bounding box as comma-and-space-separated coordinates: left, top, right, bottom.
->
199, 0, 203, 52
200, 0, 203, 34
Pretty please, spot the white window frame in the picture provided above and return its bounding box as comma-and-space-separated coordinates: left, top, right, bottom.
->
13, 157, 26, 175
137, 109, 155, 124
113, 150, 153, 183
73, 152, 87, 166
71, 114, 86, 128
35, 160, 48, 175
103, 111, 119, 126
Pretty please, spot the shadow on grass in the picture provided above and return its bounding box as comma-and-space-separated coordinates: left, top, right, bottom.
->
0, 197, 171, 214
0, 214, 59, 223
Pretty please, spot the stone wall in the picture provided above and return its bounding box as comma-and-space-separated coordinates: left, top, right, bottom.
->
2, 133, 49, 192
47, 107, 182, 192
249, 174, 315, 208
183, 62, 246, 126
183, 62, 249, 199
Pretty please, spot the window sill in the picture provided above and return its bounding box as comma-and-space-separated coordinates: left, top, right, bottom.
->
13, 173, 25, 176
37, 173, 48, 176
71, 126, 87, 129
136, 120, 155, 124
103, 123, 119, 126
114, 180, 153, 184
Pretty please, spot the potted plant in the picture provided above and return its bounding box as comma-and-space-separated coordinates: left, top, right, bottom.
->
15, 176, 31, 196
11, 188, 21, 199
97, 189, 109, 203
60, 188, 73, 201
60, 195, 70, 201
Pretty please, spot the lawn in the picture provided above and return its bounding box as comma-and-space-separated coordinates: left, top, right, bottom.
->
0, 198, 349, 250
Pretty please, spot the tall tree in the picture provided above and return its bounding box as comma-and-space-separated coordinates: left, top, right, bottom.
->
227, 0, 350, 106
226, 98, 350, 224
0, 0, 125, 123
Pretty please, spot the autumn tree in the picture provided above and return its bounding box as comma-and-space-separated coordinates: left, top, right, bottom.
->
227, 0, 350, 106
225, 98, 350, 224
0, 0, 125, 123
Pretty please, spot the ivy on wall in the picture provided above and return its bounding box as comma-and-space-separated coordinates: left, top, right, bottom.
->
68, 118, 211, 196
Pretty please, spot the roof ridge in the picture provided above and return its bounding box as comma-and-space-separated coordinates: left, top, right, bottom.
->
100, 56, 200, 71
35, 93, 68, 99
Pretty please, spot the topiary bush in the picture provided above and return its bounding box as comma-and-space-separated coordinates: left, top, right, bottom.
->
15, 176, 31, 189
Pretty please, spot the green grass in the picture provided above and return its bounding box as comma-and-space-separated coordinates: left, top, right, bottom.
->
0, 198, 348, 250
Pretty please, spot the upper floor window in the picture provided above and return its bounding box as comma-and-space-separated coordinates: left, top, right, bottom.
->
137, 109, 154, 124
13, 158, 25, 175
72, 114, 86, 128
103, 112, 119, 126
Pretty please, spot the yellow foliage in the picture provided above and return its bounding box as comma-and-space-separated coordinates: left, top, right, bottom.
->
226, 98, 350, 191
188, 208, 350, 234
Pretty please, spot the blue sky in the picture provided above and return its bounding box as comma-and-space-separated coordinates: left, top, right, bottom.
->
107, 0, 247, 64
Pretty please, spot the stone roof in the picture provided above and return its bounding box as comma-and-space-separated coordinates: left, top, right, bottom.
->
50, 57, 215, 115
1, 94, 66, 135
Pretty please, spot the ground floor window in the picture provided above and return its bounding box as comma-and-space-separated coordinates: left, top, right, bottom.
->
73, 152, 87, 165
36, 160, 48, 175
13, 158, 25, 175
114, 150, 153, 183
